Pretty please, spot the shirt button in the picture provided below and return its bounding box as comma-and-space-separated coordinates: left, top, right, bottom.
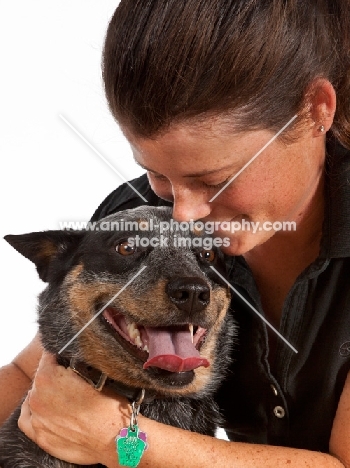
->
270, 384, 278, 396
273, 406, 285, 419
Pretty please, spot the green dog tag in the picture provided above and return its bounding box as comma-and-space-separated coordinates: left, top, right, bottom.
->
116, 425, 148, 467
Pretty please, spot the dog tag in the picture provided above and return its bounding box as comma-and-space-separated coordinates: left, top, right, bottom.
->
116, 425, 148, 467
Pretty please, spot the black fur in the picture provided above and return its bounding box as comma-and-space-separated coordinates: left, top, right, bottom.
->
0, 206, 235, 467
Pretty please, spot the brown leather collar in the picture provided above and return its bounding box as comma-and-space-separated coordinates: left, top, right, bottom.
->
57, 355, 162, 403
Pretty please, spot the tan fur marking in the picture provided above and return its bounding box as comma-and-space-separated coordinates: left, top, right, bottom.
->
64, 270, 231, 395
37, 240, 58, 259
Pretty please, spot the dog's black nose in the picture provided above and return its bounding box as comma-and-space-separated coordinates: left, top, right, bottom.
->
166, 277, 210, 313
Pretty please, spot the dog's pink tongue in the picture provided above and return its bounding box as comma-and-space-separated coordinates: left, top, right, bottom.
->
143, 327, 209, 372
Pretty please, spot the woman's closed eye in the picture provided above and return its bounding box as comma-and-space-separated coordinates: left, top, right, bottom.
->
201, 177, 231, 189
151, 173, 168, 182
149, 170, 232, 190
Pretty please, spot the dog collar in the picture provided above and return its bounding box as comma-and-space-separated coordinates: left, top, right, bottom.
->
57, 355, 163, 403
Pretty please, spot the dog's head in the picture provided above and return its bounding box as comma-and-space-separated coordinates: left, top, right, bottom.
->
5, 206, 234, 397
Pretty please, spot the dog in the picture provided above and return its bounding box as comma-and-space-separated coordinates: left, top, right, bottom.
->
0, 206, 234, 468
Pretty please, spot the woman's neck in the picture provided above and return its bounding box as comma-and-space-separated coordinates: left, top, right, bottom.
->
243, 172, 325, 328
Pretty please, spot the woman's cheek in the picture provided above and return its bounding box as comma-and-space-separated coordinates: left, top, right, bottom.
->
218, 184, 263, 220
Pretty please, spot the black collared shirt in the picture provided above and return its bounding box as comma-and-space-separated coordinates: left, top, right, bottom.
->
91, 138, 350, 452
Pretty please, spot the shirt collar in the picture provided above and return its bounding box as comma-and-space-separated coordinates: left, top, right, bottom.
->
321, 137, 350, 258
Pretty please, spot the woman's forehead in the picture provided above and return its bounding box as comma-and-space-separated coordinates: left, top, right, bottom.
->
125, 124, 274, 174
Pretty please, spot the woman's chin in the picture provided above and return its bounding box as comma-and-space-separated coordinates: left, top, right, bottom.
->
219, 232, 272, 256
220, 242, 250, 256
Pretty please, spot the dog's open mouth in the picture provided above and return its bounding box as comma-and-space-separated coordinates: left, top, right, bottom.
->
102, 307, 209, 373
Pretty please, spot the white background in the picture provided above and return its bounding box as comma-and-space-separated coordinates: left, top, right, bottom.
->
0, 1, 229, 441
0, 0, 146, 366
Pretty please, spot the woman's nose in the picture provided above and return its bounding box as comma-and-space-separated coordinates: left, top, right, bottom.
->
172, 186, 212, 222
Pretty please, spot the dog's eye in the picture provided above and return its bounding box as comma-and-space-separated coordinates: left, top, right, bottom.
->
199, 249, 215, 262
116, 241, 136, 256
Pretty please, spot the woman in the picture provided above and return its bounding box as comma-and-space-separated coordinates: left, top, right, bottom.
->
1, 0, 350, 466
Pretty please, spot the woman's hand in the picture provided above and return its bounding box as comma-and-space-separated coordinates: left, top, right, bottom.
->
18, 352, 130, 466
17, 351, 348, 468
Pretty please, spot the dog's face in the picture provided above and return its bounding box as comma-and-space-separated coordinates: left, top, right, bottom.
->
5, 206, 233, 397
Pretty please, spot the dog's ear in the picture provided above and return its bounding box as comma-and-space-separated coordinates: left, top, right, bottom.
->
4, 230, 85, 282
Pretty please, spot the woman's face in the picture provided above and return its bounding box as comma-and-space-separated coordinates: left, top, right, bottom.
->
125, 122, 325, 255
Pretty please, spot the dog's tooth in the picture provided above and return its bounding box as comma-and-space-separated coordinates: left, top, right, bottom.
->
126, 323, 132, 336
127, 322, 138, 338
189, 324, 194, 343
126, 321, 143, 347
135, 335, 142, 348
143, 344, 149, 353
134, 329, 141, 341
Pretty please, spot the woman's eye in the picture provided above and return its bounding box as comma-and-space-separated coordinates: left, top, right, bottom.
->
202, 178, 230, 189
199, 249, 216, 262
149, 172, 169, 183
116, 241, 136, 256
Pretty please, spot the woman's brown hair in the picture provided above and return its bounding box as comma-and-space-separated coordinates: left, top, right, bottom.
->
102, 0, 350, 148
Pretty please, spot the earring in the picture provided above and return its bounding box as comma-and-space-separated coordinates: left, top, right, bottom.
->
318, 125, 325, 133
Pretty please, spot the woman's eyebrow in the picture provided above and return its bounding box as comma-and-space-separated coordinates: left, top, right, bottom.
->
134, 159, 238, 178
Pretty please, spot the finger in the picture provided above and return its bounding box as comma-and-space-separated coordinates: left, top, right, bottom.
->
39, 351, 78, 380
35, 351, 66, 383
38, 350, 57, 369
33, 351, 55, 382
18, 393, 36, 443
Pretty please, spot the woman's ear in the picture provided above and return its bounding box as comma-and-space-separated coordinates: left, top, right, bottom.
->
306, 79, 337, 136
